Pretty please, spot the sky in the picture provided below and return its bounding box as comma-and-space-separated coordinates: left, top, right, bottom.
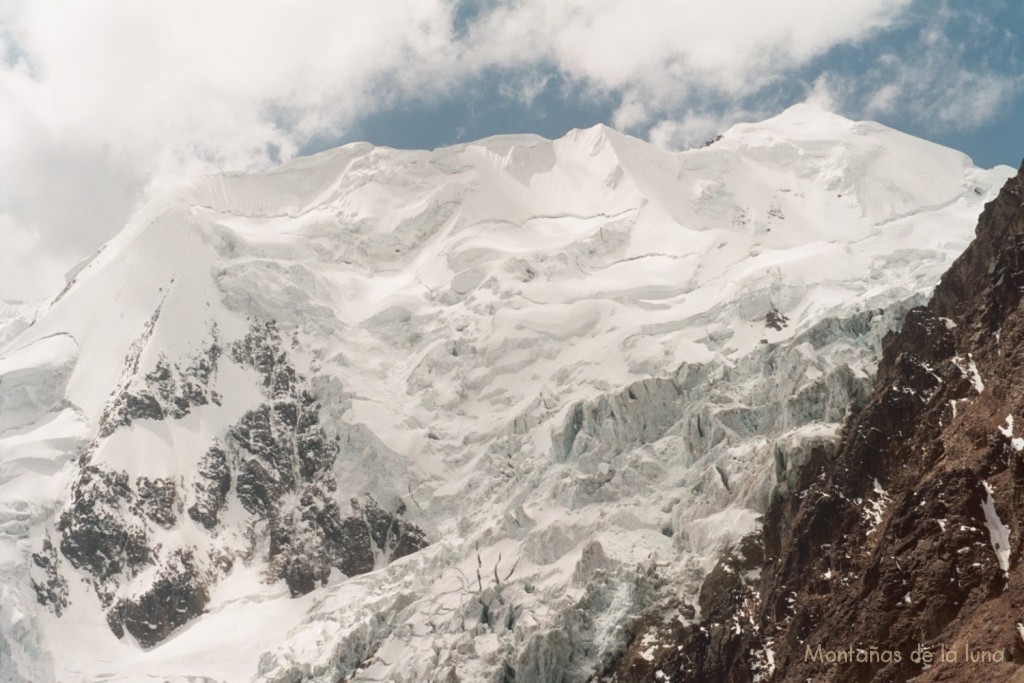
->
2, 0, 1022, 302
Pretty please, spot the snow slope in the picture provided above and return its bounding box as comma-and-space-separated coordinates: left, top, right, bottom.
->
0, 103, 1014, 682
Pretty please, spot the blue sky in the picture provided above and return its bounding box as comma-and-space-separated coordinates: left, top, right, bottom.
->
1, 0, 1022, 300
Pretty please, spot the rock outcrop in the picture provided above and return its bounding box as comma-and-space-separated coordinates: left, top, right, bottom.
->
53, 318, 428, 647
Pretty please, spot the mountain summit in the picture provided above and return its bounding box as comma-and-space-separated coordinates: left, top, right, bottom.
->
0, 106, 1013, 681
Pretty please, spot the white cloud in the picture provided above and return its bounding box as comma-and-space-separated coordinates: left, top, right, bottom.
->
648, 112, 729, 151
0, 216, 67, 305
932, 73, 1017, 127
864, 83, 901, 114
469, 0, 909, 97
857, 51, 1019, 130
0, 0, 461, 299
805, 74, 841, 113
498, 71, 552, 108
831, 7, 1020, 135
0, 0, 915, 300
612, 93, 650, 131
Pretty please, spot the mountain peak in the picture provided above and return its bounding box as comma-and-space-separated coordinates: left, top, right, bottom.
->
724, 102, 860, 144
773, 100, 854, 124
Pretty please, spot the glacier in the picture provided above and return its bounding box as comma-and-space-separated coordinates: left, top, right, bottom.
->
0, 103, 1014, 682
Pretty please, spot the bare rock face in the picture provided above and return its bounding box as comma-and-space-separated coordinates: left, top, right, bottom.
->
107, 549, 209, 647
51, 318, 428, 647
601, 161, 1024, 681
229, 321, 428, 597
187, 444, 231, 530
98, 310, 222, 438
29, 537, 67, 617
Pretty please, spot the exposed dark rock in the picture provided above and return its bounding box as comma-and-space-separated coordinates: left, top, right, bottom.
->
359, 495, 429, 563
765, 307, 790, 331
699, 532, 763, 624
334, 513, 376, 578
235, 456, 282, 517
108, 549, 209, 648
599, 534, 764, 683
58, 465, 150, 582
30, 536, 68, 616
58, 460, 212, 649
231, 320, 293, 397
59, 462, 212, 648
134, 476, 179, 529
228, 321, 428, 595
188, 445, 231, 530
99, 320, 222, 437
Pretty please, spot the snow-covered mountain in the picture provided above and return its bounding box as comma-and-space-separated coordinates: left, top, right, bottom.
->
0, 104, 1013, 682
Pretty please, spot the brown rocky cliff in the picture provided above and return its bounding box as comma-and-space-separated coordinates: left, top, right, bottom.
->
599, 161, 1024, 683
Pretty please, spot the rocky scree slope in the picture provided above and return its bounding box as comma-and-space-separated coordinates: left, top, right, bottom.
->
0, 105, 1014, 682
601, 162, 1024, 682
